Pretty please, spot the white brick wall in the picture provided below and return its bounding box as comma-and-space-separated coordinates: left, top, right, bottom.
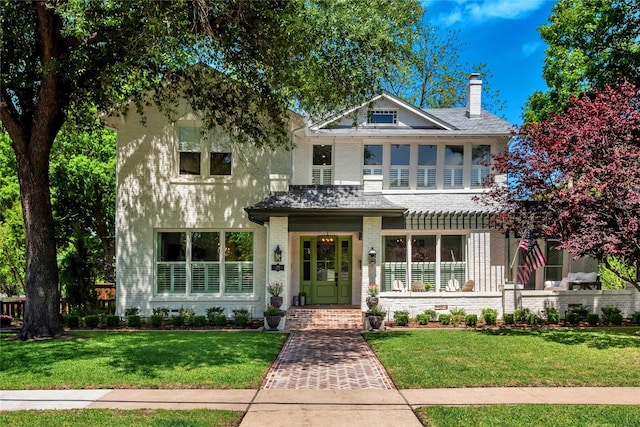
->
362, 217, 382, 309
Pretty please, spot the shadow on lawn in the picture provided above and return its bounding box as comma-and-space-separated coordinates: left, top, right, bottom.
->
0, 332, 284, 380
479, 327, 640, 350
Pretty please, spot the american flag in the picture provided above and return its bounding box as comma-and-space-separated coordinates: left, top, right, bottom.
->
516, 232, 546, 285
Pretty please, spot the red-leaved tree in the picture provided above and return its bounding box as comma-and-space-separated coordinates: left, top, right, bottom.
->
481, 80, 640, 290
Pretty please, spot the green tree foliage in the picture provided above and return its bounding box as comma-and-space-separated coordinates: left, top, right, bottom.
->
384, 22, 505, 115
0, 0, 422, 338
524, 0, 640, 123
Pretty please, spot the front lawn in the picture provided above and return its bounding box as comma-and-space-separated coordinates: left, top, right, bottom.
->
0, 331, 287, 389
416, 405, 640, 427
0, 409, 242, 427
366, 328, 640, 388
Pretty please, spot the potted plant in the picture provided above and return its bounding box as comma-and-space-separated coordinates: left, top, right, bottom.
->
267, 282, 284, 308
264, 304, 284, 331
367, 304, 385, 331
366, 283, 379, 308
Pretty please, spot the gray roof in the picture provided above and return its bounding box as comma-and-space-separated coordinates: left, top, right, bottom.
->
245, 186, 406, 224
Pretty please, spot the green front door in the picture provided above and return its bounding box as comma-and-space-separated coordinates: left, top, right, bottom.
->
300, 236, 352, 304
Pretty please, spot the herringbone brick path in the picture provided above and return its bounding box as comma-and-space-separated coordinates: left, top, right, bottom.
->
261, 330, 394, 390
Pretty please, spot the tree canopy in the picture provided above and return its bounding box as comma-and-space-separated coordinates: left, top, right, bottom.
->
0, 0, 423, 338
483, 81, 640, 289
524, 0, 640, 123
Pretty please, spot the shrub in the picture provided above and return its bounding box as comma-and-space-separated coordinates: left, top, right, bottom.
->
170, 315, 185, 327
149, 314, 163, 328
214, 314, 227, 327
631, 311, 640, 325
465, 314, 478, 327
206, 307, 225, 324
179, 307, 195, 325
525, 313, 540, 326
233, 309, 250, 327
423, 309, 438, 322
503, 313, 515, 325
482, 308, 498, 325
66, 315, 80, 328
587, 313, 600, 326
394, 310, 410, 326
84, 315, 99, 328
415, 313, 429, 325
449, 308, 466, 327
192, 315, 207, 327
570, 306, 589, 320
124, 307, 140, 316
542, 307, 560, 324
513, 307, 530, 323
0, 314, 13, 326
126, 315, 141, 328
439, 314, 451, 325
153, 307, 170, 319
105, 315, 120, 327
610, 313, 624, 326
601, 306, 622, 324
566, 312, 580, 325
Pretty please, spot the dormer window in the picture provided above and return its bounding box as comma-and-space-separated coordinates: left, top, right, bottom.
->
367, 109, 397, 125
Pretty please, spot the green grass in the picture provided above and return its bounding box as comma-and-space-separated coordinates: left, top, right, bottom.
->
416, 405, 640, 427
366, 328, 640, 388
0, 331, 287, 389
0, 408, 242, 427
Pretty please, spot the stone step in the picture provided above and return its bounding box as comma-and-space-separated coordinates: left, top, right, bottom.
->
284, 306, 364, 331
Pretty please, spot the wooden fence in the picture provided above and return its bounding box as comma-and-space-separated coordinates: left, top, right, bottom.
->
1, 298, 116, 318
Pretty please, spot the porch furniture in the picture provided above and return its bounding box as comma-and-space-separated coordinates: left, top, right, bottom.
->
411, 281, 426, 292
460, 280, 475, 292
544, 272, 599, 291
393, 280, 405, 291
445, 278, 459, 292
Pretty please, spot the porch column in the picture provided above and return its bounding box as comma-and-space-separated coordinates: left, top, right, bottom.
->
268, 216, 289, 309
362, 217, 382, 310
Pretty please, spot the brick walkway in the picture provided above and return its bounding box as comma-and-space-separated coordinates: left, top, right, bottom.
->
261, 331, 395, 390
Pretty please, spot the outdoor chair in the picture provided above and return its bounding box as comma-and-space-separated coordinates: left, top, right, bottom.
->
460, 280, 475, 292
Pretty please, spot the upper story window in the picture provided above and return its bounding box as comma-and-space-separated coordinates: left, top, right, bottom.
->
177, 125, 233, 178
363, 144, 383, 175
312, 144, 333, 185
417, 145, 437, 188
390, 144, 410, 188
444, 145, 464, 188
367, 109, 397, 125
471, 145, 491, 188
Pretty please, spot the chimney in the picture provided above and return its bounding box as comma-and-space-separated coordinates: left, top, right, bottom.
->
466, 73, 482, 118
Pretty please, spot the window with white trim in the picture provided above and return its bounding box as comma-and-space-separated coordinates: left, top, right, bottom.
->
381, 234, 466, 292
367, 109, 397, 124
444, 145, 464, 188
312, 144, 332, 185
471, 145, 491, 188
390, 144, 410, 188
156, 231, 253, 295
177, 125, 233, 177
363, 144, 383, 175
417, 145, 437, 188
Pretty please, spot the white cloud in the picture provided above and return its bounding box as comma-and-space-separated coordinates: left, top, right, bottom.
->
521, 41, 543, 57
428, 0, 548, 27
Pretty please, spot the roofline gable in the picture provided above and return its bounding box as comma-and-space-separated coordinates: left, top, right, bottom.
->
310, 91, 456, 131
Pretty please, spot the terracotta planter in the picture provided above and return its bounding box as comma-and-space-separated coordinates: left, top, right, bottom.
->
270, 296, 283, 308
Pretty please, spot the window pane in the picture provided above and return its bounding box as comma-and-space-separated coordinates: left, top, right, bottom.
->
412, 236, 436, 262
391, 144, 410, 165
441, 235, 465, 262
546, 240, 563, 265
178, 126, 201, 150
418, 145, 437, 165
364, 145, 383, 165
384, 236, 406, 262
445, 145, 464, 165
367, 110, 397, 124
157, 232, 186, 261
472, 145, 491, 165
192, 232, 220, 261
180, 152, 201, 175
313, 145, 332, 165
210, 152, 232, 175
225, 232, 253, 261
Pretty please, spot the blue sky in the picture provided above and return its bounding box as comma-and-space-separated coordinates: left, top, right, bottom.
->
423, 0, 555, 125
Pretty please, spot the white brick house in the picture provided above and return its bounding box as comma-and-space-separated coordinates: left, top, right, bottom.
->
113, 75, 640, 322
